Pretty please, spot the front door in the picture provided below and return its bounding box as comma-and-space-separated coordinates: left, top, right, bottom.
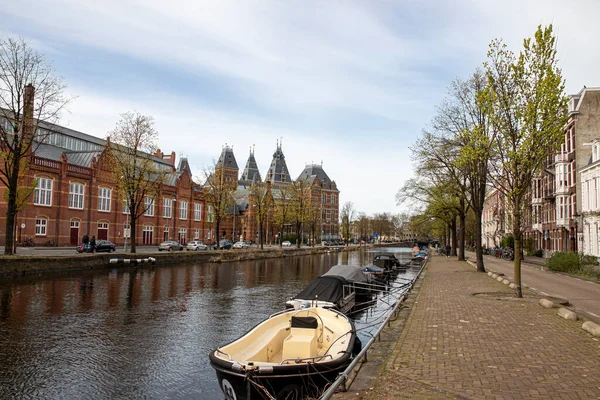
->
98, 222, 108, 240
70, 220, 80, 245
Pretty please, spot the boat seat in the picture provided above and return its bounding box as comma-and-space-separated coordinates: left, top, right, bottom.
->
282, 316, 319, 361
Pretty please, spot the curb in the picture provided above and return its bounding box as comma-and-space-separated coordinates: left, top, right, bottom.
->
466, 259, 600, 338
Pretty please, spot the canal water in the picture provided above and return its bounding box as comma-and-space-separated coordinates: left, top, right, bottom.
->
0, 247, 419, 399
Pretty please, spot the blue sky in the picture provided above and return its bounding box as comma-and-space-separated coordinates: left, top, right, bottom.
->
2, 0, 599, 215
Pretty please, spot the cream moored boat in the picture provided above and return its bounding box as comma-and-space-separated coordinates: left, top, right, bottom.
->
209, 307, 359, 399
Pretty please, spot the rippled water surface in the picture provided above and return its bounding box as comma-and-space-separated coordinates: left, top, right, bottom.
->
0, 247, 419, 399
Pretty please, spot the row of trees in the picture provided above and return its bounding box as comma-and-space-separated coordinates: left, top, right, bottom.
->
397, 25, 567, 297
339, 202, 422, 244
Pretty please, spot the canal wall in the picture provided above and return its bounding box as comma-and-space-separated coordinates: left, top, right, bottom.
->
0, 245, 362, 277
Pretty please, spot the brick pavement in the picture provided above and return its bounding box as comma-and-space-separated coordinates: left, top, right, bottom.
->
335, 256, 600, 399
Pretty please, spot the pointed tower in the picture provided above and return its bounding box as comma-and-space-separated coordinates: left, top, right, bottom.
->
240, 145, 261, 183
265, 140, 291, 183
215, 144, 239, 188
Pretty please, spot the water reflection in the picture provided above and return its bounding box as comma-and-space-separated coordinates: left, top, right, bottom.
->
0, 247, 416, 399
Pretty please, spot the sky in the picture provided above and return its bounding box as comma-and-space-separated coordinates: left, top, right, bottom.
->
2, 0, 600, 216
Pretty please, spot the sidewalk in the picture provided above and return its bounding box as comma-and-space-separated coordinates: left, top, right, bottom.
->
337, 255, 600, 399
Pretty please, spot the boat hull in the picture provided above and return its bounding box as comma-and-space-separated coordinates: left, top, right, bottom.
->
210, 356, 351, 399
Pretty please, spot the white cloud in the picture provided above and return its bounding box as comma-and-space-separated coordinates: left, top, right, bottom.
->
3, 0, 600, 215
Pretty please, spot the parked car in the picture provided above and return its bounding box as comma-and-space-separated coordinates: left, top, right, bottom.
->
186, 240, 208, 251
282, 240, 292, 247
217, 240, 233, 250
232, 241, 249, 249
94, 240, 116, 253
158, 240, 184, 251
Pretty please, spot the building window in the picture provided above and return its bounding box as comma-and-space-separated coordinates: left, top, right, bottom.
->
163, 198, 172, 218
35, 217, 47, 236
124, 223, 130, 238
123, 198, 130, 214
69, 182, 85, 209
34, 177, 53, 206
195, 228, 200, 239
144, 196, 154, 217
207, 228, 212, 240
331, 194, 335, 204
322, 209, 326, 220
180, 201, 187, 220
164, 225, 169, 241
322, 193, 326, 204
179, 227, 187, 244
98, 187, 111, 212
207, 205, 214, 222
194, 203, 202, 221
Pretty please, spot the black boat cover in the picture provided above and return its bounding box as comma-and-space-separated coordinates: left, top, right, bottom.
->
292, 276, 349, 304
323, 264, 368, 284
291, 316, 318, 329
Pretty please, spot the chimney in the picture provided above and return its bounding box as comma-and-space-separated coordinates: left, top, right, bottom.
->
23, 84, 35, 143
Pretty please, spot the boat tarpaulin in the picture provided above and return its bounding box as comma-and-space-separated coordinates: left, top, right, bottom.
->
323, 264, 368, 284
292, 276, 349, 304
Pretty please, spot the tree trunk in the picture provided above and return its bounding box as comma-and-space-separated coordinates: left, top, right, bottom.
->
458, 212, 466, 261
215, 220, 221, 250
4, 161, 20, 255
259, 221, 264, 250
513, 198, 523, 298
475, 208, 486, 272
451, 218, 457, 256
130, 214, 137, 253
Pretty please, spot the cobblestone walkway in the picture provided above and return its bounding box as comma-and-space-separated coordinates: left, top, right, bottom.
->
336, 256, 600, 399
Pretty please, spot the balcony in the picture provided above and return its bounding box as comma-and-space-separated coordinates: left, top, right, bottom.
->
555, 153, 568, 164
554, 181, 569, 196
556, 217, 569, 228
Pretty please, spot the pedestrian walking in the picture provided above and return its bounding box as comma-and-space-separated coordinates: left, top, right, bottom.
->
446, 244, 451, 258
82, 233, 89, 252
89, 235, 96, 253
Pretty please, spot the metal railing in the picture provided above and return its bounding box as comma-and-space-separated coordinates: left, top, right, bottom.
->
319, 258, 428, 399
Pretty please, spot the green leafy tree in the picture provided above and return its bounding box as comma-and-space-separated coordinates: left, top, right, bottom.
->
484, 25, 568, 297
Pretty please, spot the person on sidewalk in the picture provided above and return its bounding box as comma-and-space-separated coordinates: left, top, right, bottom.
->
88, 236, 96, 253
82, 233, 89, 252
446, 244, 451, 257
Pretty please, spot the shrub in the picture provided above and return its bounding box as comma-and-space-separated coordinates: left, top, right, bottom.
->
546, 251, 579, 273
500, 235, 514, 249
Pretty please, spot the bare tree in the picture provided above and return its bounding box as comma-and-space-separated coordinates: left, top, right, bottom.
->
340, 201, 355, 246
289, 179, 312, 248
273, 185, 292, 247
202, 163, 236, 250
305, 196, 322, 246
0, 37, 70, 254
249, 181, 272, 250
107, 112, 166, 253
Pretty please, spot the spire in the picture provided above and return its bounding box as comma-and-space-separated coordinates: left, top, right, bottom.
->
241, 145, 261, 182
266, 140, 291, 183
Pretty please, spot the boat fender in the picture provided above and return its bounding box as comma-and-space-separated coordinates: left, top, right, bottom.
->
258, 366, 274, 374
231, 362, 244, 372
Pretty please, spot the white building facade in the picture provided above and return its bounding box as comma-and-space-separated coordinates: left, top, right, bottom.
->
580, 139, 600, 258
